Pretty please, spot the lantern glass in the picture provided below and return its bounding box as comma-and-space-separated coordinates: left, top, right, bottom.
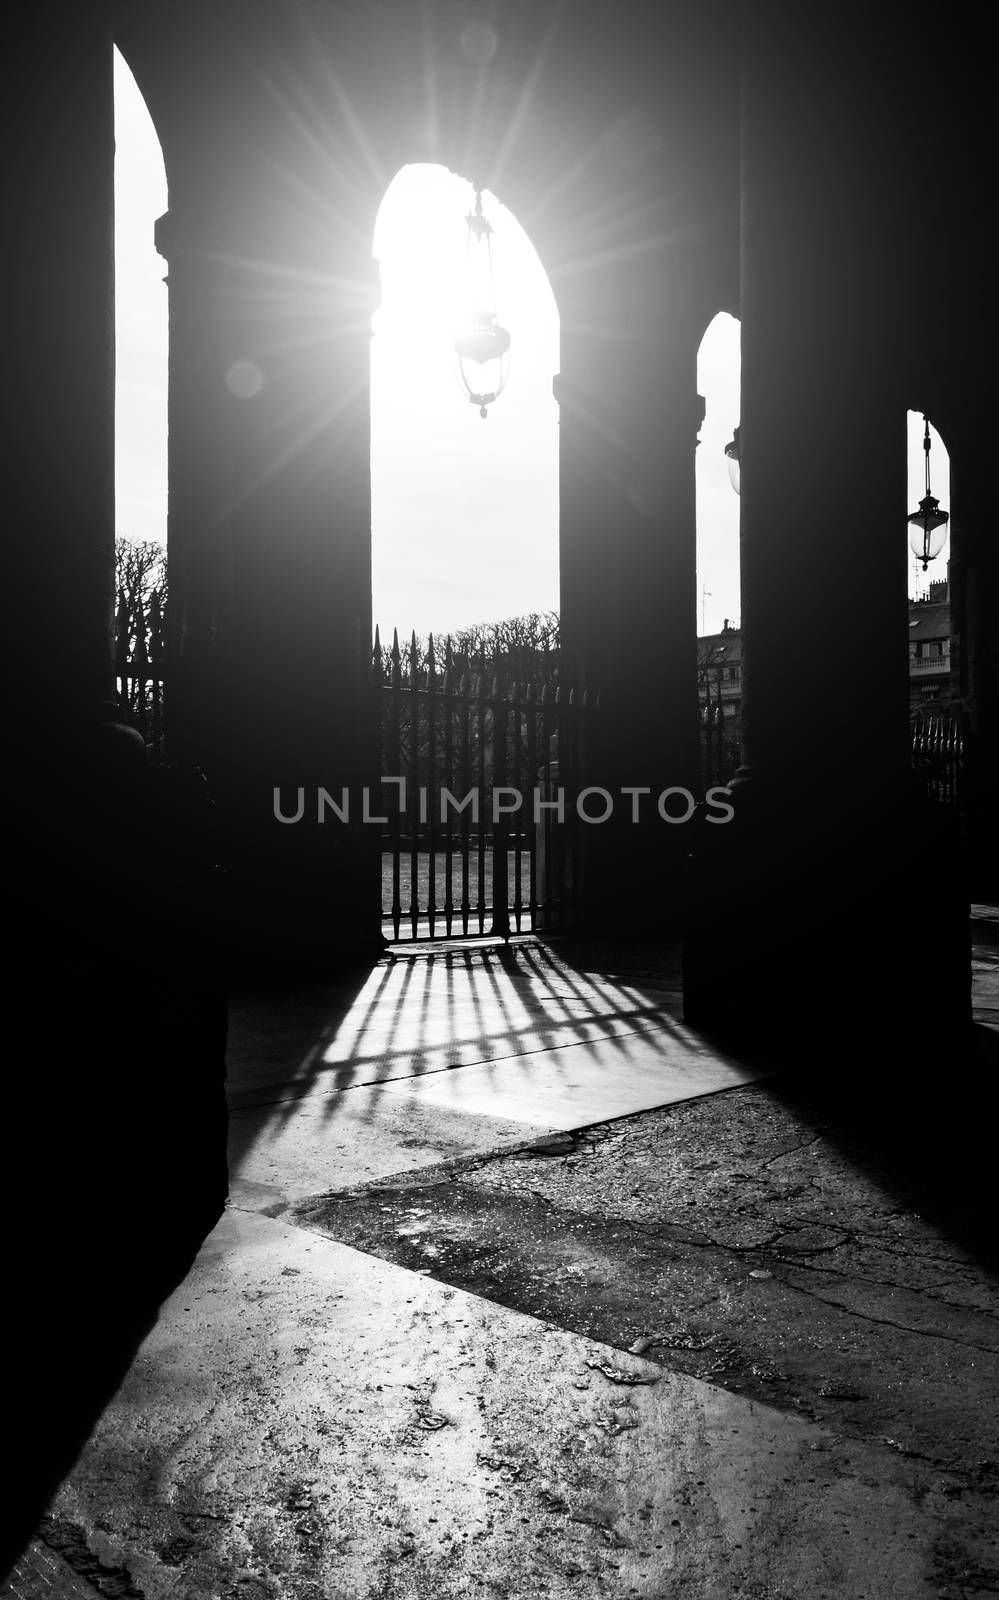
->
907, 498, 949, 568
454, 324, 510, 417
723, 431, 740, 495
453, 189, 510, 416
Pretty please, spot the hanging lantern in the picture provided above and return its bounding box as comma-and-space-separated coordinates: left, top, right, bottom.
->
908, 417, 949, 571
723, 426, 740, 494
453, 187, 510, 418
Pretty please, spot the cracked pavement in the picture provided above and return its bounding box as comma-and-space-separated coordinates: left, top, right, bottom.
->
7, 929, 999, 1599
293, 1083, 999, 1487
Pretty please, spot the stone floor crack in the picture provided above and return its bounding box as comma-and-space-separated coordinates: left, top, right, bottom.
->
778, 1274, 999, 1355
759, 1133, 826, 1171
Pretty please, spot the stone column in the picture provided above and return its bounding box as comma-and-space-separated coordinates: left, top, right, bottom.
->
3, 7, 116, 734
557, 285, 706, 935
684, 1, 970, 1045
159, 163, 384, 969
2, 17, 229, 1564
949, 410, 999, 901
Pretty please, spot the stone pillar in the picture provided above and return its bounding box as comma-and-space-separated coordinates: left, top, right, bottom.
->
557, 288, 704, 935
3, 7, 116, 733
159, 170, 383, 971
2, 15, 229, 1565
683, 1, 970, 1046
950, 411, 999, 900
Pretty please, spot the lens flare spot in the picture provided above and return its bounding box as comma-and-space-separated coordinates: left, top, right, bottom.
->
225, 359, 264, 399
460, 23, 498, 64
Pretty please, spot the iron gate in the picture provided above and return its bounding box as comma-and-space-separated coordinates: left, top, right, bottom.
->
376, 629, 593, 943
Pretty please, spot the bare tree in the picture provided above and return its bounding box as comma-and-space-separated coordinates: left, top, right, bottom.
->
375, 611, 560, 684
115, 538, 167, 635
449, 611, 560, 659
115, 538, 167, 737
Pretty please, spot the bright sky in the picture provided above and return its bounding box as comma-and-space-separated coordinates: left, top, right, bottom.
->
114, 49, 168, 547
114, 52, 950, 639
696, 312, 741, 633
372, 164, 559, 640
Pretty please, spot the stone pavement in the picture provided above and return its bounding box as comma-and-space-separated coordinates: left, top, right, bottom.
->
225, 940, 765, 1206
4, 927, 997, 1598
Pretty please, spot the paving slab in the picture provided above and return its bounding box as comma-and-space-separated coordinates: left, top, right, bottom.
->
227, 1083, 553, 1208
369, 1022, 763, 1126
226, 943, 685, 1107
42, 1207, 965, 1600
227, 941, 764, 1209
229, 1020, 766, 1207
299, 1084, 999, 1482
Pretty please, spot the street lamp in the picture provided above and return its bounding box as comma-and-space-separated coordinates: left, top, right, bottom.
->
908, 417, 949, 571
723, 426, 740, 494
453, 186, 510, 418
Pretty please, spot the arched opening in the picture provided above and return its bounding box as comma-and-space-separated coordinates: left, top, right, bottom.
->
907, 411, 956, 817
907, 411, 950, 602
695, 311, 741, 791
371, 163, 559, 638
112, 47, 168, 746
370, 163, 563, 943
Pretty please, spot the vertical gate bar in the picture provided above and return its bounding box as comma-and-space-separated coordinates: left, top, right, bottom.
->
512, 651, 524, 933
567, 683, 578, 930
149, 592, 162, 754
541, 680, 554, 928
477, 646, 487, 935
373, 624, 382, 929
491, 665, 510, 940
427, 634, 437, 940
958, 717, 963, 807
946, 715, 952, 806
460, 656, 472, 936
526, 678, 538, 931
133, 595, 148, 742
388, 629, 402, 940
409, 630, 420, 939
561, 684, 574, 929
115, 588, 128, 723
944, 716, 950, 806
552, 679, 563, 929
443, 640, 454, 938
580, 684, 594, 921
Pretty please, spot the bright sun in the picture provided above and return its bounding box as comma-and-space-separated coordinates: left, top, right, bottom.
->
370, 164, 560, 641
